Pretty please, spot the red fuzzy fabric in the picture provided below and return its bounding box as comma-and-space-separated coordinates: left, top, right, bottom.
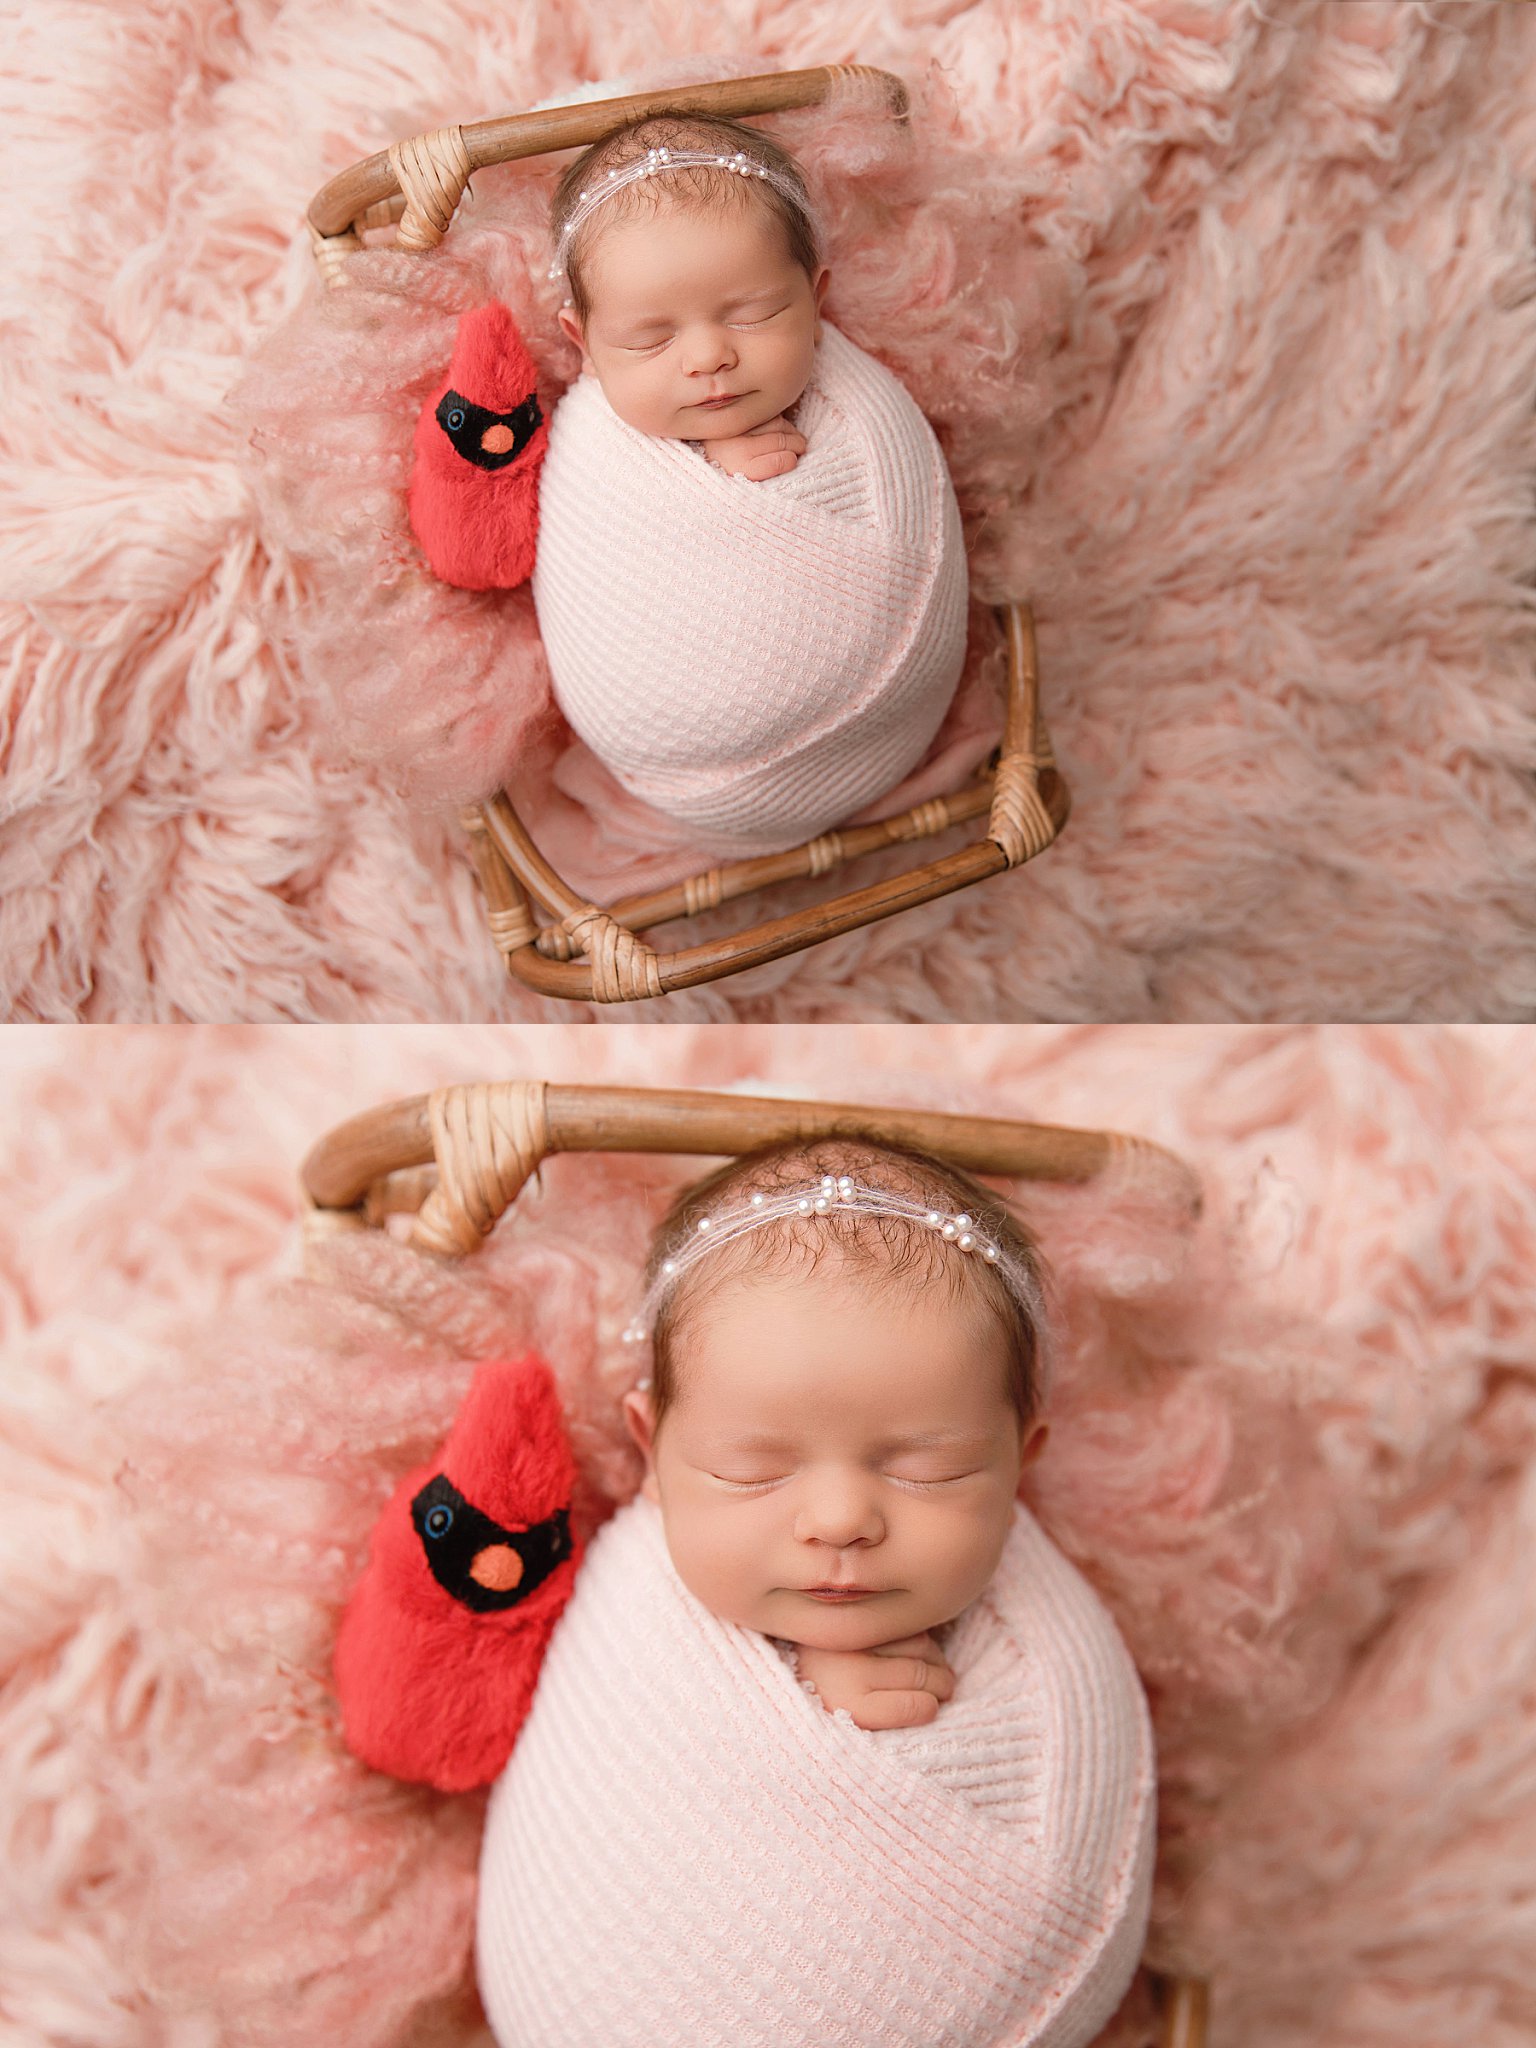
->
333, 1354, 583, 1793
407, 303, 548, 591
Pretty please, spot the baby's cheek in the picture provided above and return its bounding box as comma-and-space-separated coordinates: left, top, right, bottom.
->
670, 1505, 766, 1618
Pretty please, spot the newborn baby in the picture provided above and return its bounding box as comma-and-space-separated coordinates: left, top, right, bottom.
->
532, 114, 971, 852
477, 1138, 1157, 2048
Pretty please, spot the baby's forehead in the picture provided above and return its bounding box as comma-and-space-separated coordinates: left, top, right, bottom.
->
675, 1261, 1005, 1400
676, 1386, 1011, 1465
686, 1395, 993, 1441
583, 197, 793, 302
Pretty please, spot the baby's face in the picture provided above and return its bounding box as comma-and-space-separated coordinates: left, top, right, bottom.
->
556, 198, 829, 442
624, 1258, 1046, 1654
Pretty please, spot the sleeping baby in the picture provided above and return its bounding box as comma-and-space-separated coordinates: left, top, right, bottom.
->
477, 1137, 1157, 2048
534, 113, 971, 853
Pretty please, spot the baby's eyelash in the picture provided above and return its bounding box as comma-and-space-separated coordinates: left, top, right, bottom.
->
624, 313, 780, 354
710, 1471, 978, 1494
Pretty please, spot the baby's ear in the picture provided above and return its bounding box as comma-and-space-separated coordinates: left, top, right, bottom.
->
622, 1386, 661, 1502
556, 304, 592, 369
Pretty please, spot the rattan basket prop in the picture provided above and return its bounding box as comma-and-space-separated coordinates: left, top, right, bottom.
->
306, 68, 1070, 1004
301, 1078, 1208, 2048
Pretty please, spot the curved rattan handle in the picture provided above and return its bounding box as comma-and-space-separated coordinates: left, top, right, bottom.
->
301, 1079, 1201, 1259
307, 65, 908, 279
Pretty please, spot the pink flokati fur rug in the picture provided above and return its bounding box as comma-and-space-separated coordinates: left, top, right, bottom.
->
2, 1023, 1534, 2046
3, 4, 1535, 1020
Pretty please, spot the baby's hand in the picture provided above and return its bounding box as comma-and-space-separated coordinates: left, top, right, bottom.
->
703, 413, 807, 481
791, 1631, 955, 1730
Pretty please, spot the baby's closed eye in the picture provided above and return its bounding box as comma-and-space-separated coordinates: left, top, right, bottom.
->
622, 309, 785, 354
706, 1467, 981, 1491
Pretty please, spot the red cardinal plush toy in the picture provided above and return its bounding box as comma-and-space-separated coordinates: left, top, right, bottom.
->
333, 1355, 583, 1792
407, 301, 550, 590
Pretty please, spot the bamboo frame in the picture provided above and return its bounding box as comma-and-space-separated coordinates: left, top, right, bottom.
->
301, 1078, 1202, 1266
308, 66, 911, 253
300, 1076, 1209, 2041
1160, 1977, 1213, 2048
305, 67, 1071, 1004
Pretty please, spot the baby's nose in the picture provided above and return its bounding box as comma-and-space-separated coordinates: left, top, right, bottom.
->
794, 1473, 884, 1547
682, 329, 737, 373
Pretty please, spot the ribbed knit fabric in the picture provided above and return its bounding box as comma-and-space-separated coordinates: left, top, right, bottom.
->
476, 1495, 1156, 2048
529, 320, 970, 851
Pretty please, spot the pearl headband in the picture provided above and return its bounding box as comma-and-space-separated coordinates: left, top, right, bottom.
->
621, 1173, 1048, 1370
546, 144, 819, 298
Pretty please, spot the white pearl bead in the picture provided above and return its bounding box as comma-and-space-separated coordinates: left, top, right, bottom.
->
697, 1216, 712, 1232
750, 1191, 766, 1208
958, 1233, 975, 1252
797, 1197, 812, 1214
813, 1196, 830, 1214
956, 1214, 972, 1229
983, 1245, 999, 1262
941, 1221, 958, 1240
661, 1259, 677, 1276
925, 1211, 942, 1228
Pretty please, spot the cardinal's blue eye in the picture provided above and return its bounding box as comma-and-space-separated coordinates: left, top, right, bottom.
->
446, 407, 466, 431
425, 1504, 453, 1537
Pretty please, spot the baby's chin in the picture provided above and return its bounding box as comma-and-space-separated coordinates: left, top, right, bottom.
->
767, 1591, 951, 1652
601, 385, 800, 442
677, 393, 789, 441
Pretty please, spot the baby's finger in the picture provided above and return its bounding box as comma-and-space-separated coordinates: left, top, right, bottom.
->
851, 1689, 941, 1731
704, 431, 760, 461
861, 1653, 954, 1700
870, 1634, 953, 1686
744, 450, 799, 480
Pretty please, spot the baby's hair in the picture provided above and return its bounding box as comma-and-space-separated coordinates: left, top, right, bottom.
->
549, 109, 821, 329
641, 1136, 1051, 1438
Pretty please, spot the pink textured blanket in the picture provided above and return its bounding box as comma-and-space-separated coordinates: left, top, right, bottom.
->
479, 1493, 1155, 2048
532, 319, 969, 852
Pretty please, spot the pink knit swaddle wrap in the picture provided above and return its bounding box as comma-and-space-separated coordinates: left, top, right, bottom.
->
530, 320, 970, 851
477, 1495, 1157, 2048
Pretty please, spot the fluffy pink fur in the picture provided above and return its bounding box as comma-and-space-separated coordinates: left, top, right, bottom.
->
2, 1023, 1534, 2047
2, 5, 1534, 1018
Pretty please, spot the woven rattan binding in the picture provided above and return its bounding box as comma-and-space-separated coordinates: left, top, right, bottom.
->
299, 1075, 1210, 2043
306, 67, 1069, 1002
